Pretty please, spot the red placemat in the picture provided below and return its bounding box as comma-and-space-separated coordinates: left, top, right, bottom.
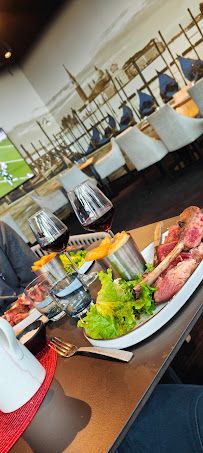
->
0, 343, 57, 453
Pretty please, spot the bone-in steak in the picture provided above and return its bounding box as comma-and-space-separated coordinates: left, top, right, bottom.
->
154, 258, 198, 304
178, 206, 203, 250
132, 206, 203, 300
164, 225, 180, 243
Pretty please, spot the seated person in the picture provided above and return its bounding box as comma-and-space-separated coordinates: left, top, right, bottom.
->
0, 221, 36, 315
116, 383, 203, 453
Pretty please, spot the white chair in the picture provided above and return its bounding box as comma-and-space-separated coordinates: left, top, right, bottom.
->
69, 231, 108, 246
31, 189, 70, 214
58, 165, 97, 195
0, 213, 29, 243
93, 137, 128, 179
31, 243, 46, 257
147, 104, 203, 152
188, 79, 203, 117
115, 125, 168, 171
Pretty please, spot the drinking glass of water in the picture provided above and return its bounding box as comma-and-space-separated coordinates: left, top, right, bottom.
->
25, 273, 63, 320
51, 272, 92, 317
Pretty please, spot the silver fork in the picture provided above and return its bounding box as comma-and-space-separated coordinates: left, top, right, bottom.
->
49, 336, 133, 362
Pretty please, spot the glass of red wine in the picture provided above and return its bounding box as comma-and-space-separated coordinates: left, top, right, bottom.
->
28, 209, 98, 286
67, 180, 114, 237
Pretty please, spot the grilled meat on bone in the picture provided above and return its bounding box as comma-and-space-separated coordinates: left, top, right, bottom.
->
154, 258, 198, 305
132, 206, 203, 300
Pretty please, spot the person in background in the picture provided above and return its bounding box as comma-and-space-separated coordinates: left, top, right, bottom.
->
0, 221, 36, 315
116, 383, 203, 453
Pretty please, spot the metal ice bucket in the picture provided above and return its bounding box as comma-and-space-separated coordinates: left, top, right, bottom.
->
33, 254, 67, 281
102, 234, 146, 280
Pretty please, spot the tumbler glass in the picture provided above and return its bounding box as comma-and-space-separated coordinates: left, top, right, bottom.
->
25, 273, 63, 320
51, 272, 92, 317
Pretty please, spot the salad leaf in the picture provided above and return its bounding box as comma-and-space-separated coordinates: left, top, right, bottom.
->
78, 303, 135, 339
59, 250, 87, 273
77, 268, 157, 340
144, 263, 155, 273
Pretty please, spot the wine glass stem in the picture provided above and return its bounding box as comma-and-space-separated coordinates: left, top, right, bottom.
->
63, 250, 98, 287
63, 250, 80, 273
63, 250, 89, 285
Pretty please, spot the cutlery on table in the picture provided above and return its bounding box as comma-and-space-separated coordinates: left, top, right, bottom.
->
49, 336, 133, 362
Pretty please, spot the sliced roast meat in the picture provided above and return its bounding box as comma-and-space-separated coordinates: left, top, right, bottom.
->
1, 293, 35, 327
12, 312, 29, 324
157, 242, 200, 263
154, 258, 198, 305
178, 206, 203, 250
133, 206, 203, 299
163, 207, 203, 250
15, 293, 33, 308
2, 303, 30, 326
157, 241, 178, 261
164, 225, 180, 243
190, 242, 203, 263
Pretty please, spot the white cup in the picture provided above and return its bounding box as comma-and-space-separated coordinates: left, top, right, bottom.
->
0, 317, 46, 413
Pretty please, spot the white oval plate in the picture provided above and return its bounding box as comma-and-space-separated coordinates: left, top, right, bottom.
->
84, 234, 203, 349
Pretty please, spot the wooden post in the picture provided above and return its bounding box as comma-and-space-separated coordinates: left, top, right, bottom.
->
85, 107, 97, 128
60, 125, 86, 153
38, 139, 50, 155
20, 144, 37, 167
55, 134, 78, 160
54, 134, 77, 159
72, 109, 91, 138
20, 144, 39, 176
187, 8, 203, 38
38, 140, 52, 171
101, 93, 118, 119
87, 104, 99, 125
36, 120, 55, 147
158, 31, 187, 84
179, 23, 200, 59
53, 135, 74, 164
72, 109, 97, 150
132, 60, 159, 106
115, 77, 141, 120
105, 69, 125, 103
152, 39, 175, 78
92, 99, 107, 127
69, 112, 91, 151
31, 142, 41, 157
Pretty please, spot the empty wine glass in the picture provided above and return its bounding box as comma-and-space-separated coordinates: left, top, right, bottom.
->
28, 209, 98, 286
68, 180, 115, 237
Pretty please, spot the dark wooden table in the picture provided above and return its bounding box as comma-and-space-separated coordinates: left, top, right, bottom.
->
10, 217, 203, 453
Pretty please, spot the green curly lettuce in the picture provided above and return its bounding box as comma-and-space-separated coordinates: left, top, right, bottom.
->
59, 250, 87, 273
77, 268, 157, 340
